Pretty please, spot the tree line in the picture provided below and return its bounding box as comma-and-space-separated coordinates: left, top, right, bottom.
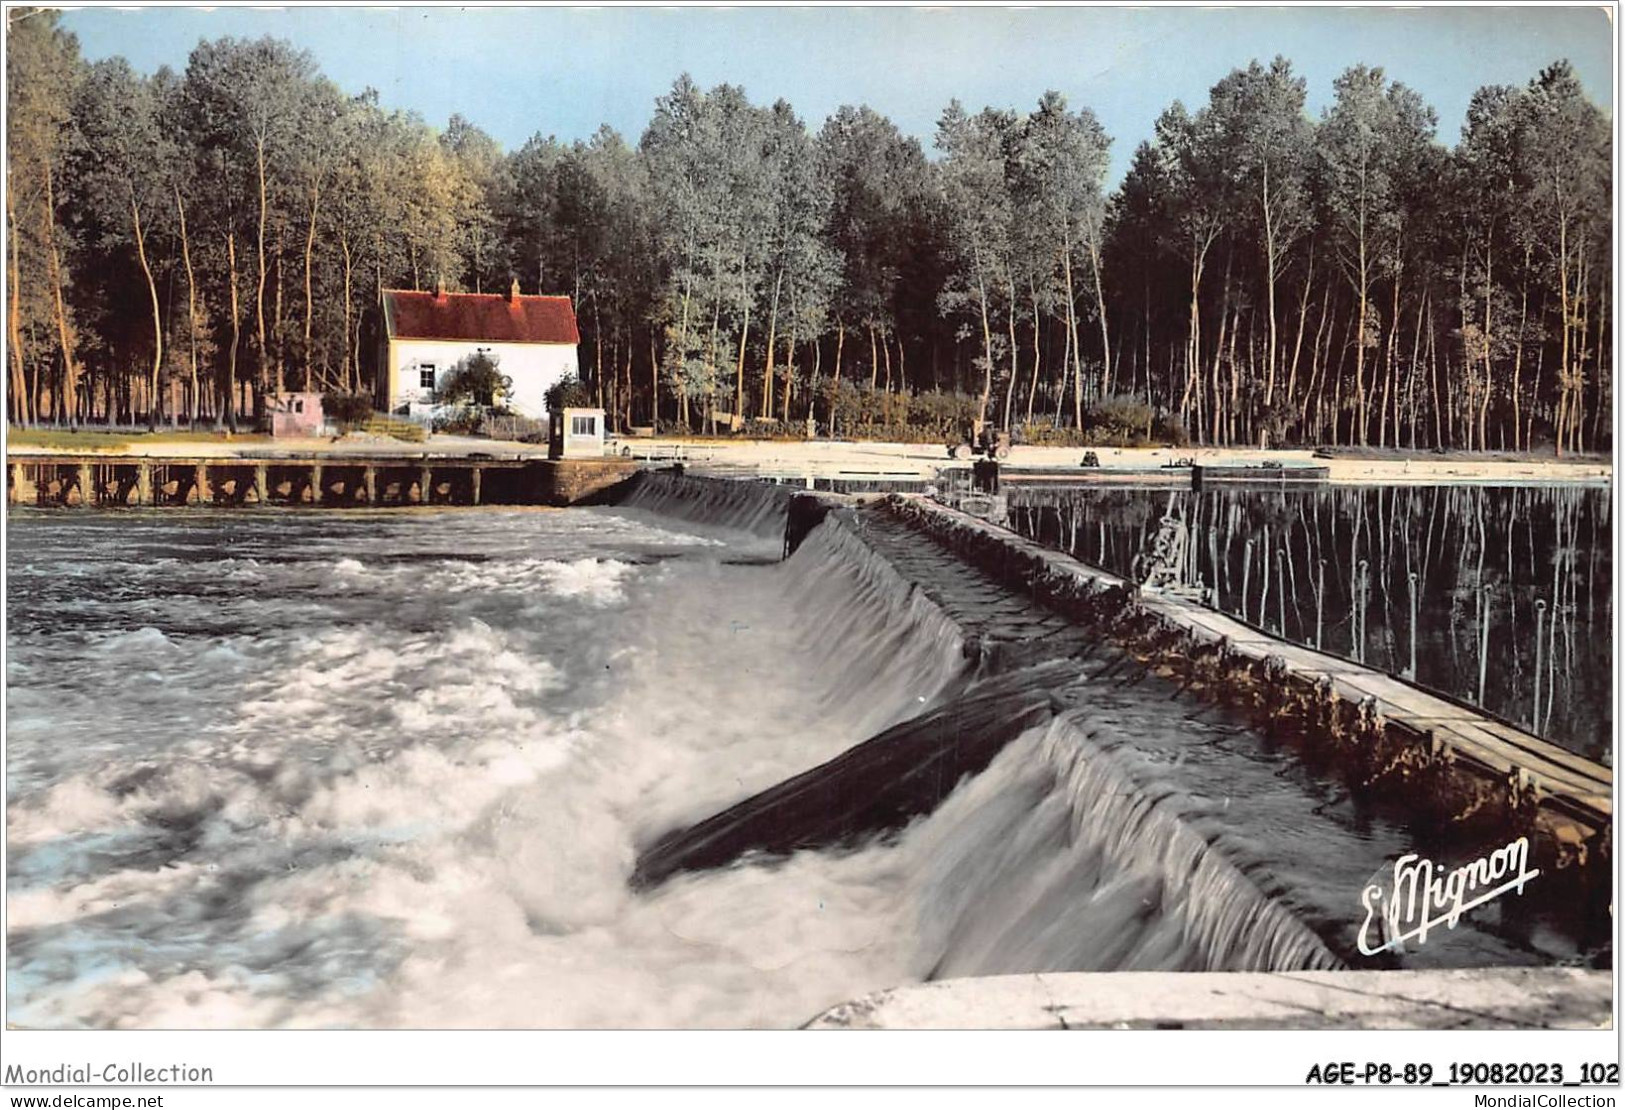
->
6, 10, 1611, 451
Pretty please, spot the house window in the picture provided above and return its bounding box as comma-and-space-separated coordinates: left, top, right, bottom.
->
418, 365, 437, 390
293, 399, 304, 414
571, 415, 597, 436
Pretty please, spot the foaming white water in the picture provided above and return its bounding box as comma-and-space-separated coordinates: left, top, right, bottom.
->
6, 505, 969, 1028
616, 471, 793, 540
9, 492, 1562, 1029
774, 516, 967, 736
908, 718, 1341, 977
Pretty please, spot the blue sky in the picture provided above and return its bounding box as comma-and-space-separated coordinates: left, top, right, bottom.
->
59, 5, 1613, 184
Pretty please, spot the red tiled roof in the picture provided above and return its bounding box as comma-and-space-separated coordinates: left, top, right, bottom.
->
382, 289, 580, 345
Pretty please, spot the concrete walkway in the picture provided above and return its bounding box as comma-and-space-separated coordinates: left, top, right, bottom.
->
14, 433, 1608, 484
806, 967, 1613, 1029
5, 433, 551, 460
672, 440, 1610, 485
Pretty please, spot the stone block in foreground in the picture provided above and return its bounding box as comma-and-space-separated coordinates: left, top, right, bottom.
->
805, 968, 1611, 1030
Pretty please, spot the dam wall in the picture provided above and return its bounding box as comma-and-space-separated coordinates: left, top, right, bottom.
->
616, 469, 801, 540
610, 474, 1610, 978
604, 473, 1610, 903
875, 494, 1611, 897
628, 496, 1351, 977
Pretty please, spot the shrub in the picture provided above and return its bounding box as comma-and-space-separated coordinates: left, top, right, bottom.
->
323, 393, 374, 427
823, 379, 880, 433
1008, 398, 1188, 448
1153, 411, 1190, 447
818, 382, 979, 441
907, 390, 978, 439
1087, 394, 1155, 444
739, 416, 802, 439
1254, 401, 1294, 448
440, 351, 511, 406
545, 374, 596, 413
430, 406, 483, 435
1017, 421, 1092, 447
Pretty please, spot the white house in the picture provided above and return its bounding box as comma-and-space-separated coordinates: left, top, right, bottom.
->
377, 281, 580, 422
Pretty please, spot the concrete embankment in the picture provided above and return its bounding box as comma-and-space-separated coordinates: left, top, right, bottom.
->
6, 451, 637, 507
806, 967, 1612, 1029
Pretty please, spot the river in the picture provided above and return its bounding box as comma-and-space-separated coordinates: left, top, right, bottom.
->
6, 491, 1605, 1028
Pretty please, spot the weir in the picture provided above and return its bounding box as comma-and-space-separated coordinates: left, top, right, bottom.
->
5, 463, 1609, 1029
613, 471, 1611, 1014
881, 494, 1611, 860
9, 463, 1605, 1026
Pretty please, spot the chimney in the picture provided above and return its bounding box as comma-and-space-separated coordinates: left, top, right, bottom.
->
433, 278, 446, 301
507, 277, 521, 303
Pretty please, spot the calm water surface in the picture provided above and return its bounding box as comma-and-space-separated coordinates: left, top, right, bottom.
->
1006, 484, 1613, 761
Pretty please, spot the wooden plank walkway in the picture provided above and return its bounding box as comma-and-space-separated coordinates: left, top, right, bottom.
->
906, 496, 1612, 833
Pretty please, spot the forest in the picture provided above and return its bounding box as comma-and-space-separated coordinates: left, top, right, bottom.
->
5, 9, 1612, 451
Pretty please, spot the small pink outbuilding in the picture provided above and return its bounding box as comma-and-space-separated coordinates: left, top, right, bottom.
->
267, 392, 325, 437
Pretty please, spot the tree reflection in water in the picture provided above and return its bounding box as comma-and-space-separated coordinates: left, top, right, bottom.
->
1007, 484, 1612, 761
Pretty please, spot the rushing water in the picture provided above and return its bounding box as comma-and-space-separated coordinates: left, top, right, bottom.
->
6, 489, 1604, 1029
1005, 483, 1614, 761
